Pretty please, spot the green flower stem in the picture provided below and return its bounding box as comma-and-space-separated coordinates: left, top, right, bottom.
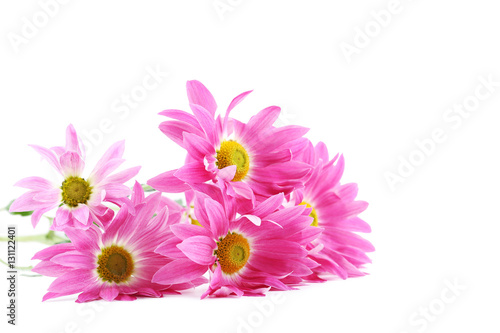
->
141, 184, 156, 192
0, 258, 33, 271
0, 230, 69, 245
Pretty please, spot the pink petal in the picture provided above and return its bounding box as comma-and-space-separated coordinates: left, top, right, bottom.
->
177, 236, 216, 265
101, 166, 141, 185
147, 170, 190, 193
251, 161, 311, 183
253, 239, 307, 259
159, 121, 204, 148
63, 226, 101, 253
186, 80, 217, 116
315, 141, 329, 162
222, 89, 252, 133
159, 109, 203, 130
47, 269, 95, 294
321, 229, 375, 252
190, 103, 215, 144
100, 285, 120, 301
42, 291, 75, 302
76, 287, 101, 303
72, 205, 91, 225
114, 294, 137, 301
29, 144, 63, 175
251, 193, 284, 217
152, 259, 207, 285
217, 165, 236, 181
102, 183, 132, 199
182, 132, 215, 159
9, 191, 48, 212
60, 150, 84, 177
54, 207, 71, 227
51, 146, 66, 156
32, 243, 74, 260
260, 125, 309, 152
242, 105, 280, 139
34, 188, 61, 202
170, 223, 212, 241
155, 237, 185, 258
205, 198, 228, 239
174, 162, 212, 183
89, 159, 125, 185
225, 90, 252, 121
51, 251, 94, 269
241, 214, 261, 226
31, 204, 58, 228
32, 261, 73, 277
65, 124, 83, 156
14, 177, 54, 191
131, 181, 145, 205
89, 140, 125, 177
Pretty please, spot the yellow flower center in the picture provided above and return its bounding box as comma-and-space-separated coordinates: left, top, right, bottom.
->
61, 176, 92, 208
214, 232, 250, 275
300, 201, 319, 227
96, 245, 134, 283
216, 140, 250, 182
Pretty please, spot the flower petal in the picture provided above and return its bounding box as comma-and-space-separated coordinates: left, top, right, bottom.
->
147, 170, 191, 193
177, 236, 216, 265
65, 124, 83, 156
29, 144, 63, 175
174, 162, 213, 184
205, 198, 228, 239
186, 80, 217, 116
14, 177, 55, 191
152, 259, 207, 285
72, 205, 91, 226
47, 269, 95, 294
100, 285, 120, 301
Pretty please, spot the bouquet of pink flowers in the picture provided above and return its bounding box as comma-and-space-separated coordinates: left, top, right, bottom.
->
8, 81, 373, 302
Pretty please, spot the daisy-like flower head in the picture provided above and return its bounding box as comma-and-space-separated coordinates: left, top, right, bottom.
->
9, 124, 140, 230
31, 182, 207, 302
147, 80, 312, 207
152, 187, 321, 298
290, 141, 374, 280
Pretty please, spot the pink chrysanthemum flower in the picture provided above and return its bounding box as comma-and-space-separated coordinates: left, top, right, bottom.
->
152, 187, 320, 298
147, 80, 311, 206
290, 141, 374, 280
9, 124, 140, 230
31, 182, 207, 302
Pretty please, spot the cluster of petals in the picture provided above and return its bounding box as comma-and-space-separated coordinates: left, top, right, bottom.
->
152, 185, 321, 298
31, 182, 206, 302
289, 141, 374, 281
9, 125, 139, 230
13, 80, 373, 302
147, 80, 312, 209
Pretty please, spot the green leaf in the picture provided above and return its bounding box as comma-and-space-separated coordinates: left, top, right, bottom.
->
141, 184, 156, 192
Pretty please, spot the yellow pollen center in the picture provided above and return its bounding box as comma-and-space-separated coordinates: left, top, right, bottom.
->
216, 140, 250, 182
214, 232, 250, 275
96, 245, 134, 283
61, 176, 92, 208
300, 202, 319, 227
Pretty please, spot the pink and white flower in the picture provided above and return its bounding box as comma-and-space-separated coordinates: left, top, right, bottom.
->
147, 80, 311, 207
9, 124, 140, 230
290, 141, 374, 280
152, 187, 320, 298
31, 182, 206, 302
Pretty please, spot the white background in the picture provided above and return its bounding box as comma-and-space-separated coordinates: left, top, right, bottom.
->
1, 1, 499, 332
